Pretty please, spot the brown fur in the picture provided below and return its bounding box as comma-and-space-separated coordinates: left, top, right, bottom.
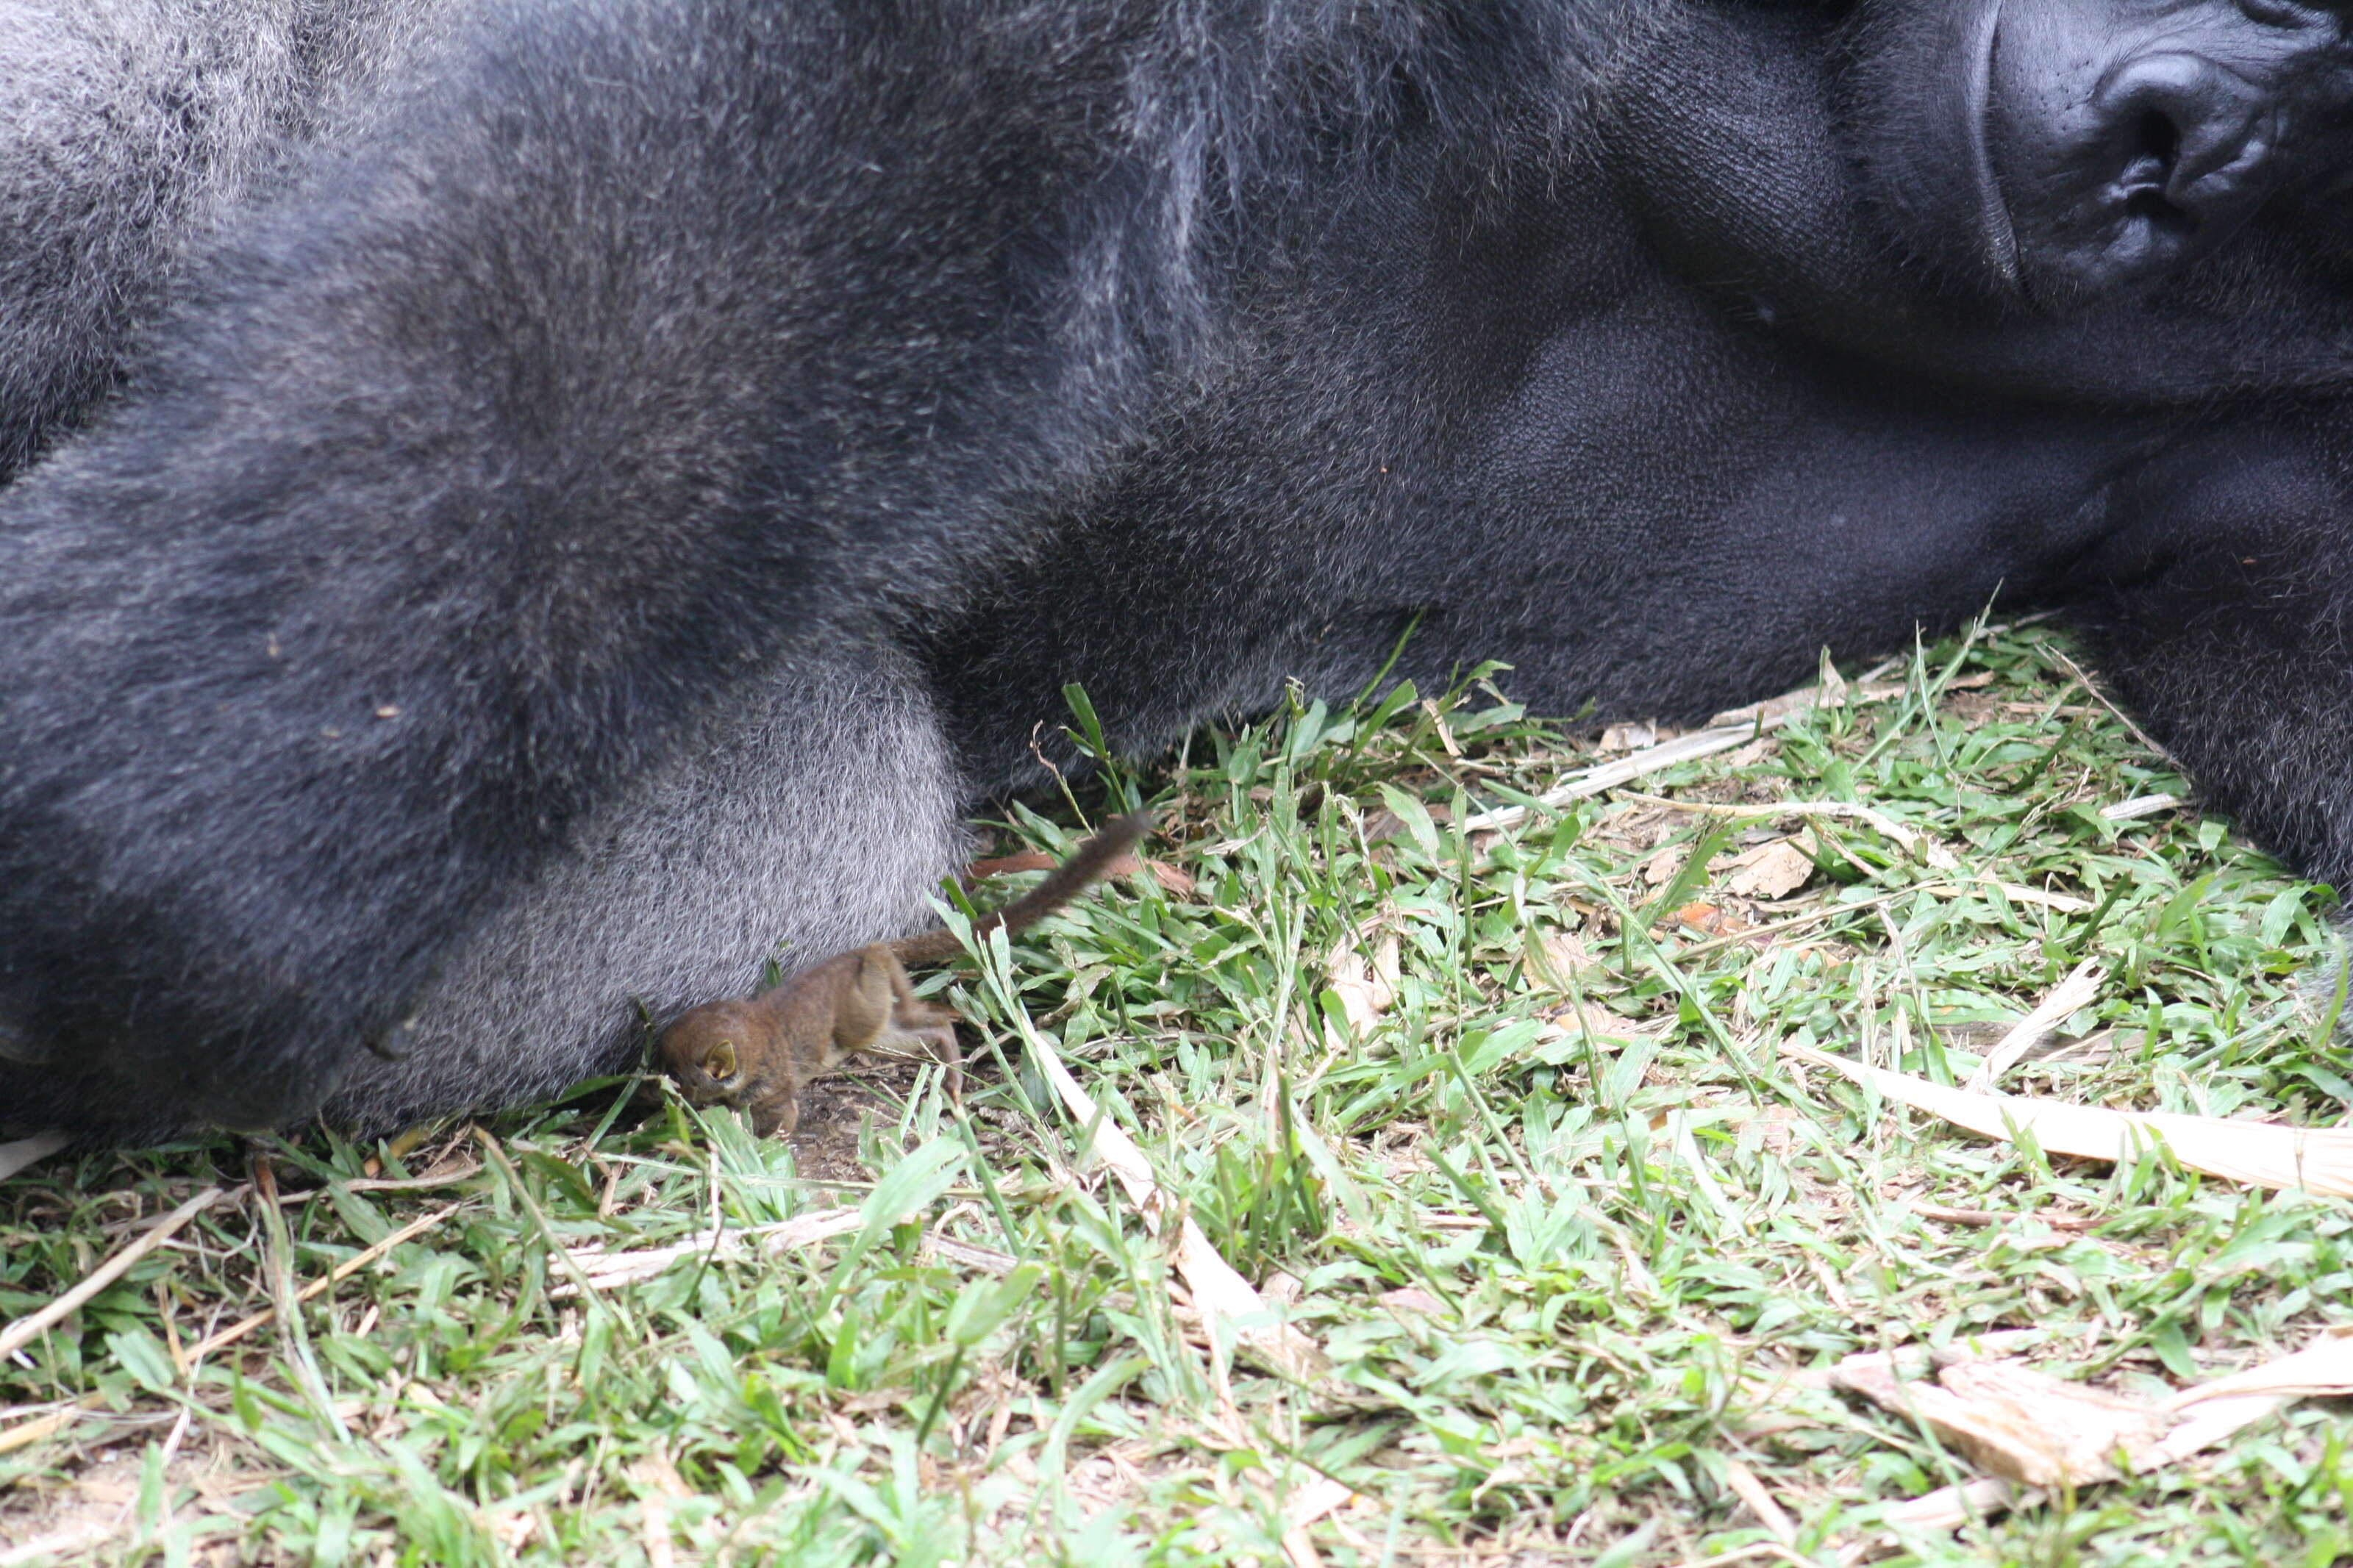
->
657, 812, 1149, 1136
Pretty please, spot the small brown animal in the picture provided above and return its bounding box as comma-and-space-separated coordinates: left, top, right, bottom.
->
657, 812, 1150, 1136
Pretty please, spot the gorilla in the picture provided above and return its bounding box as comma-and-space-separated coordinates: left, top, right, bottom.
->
3, 0, 2353, 1143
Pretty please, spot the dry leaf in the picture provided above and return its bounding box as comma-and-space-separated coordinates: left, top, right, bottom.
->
926, 1235, 1020, 1275
1858, 1329, 2353, 1532
1970, 957, 2106, 1089
2167, 1326, 2353, 1411
1458, 659, 1907, 833
1281, 1477, 1366, 1568
0, 1407, 79, 1456
1522, 928, 1590, 992
1785, 1043, 2353, 1195
1725, 838, 1814, 900
1421, 698, 1463, 758
1378, 1286, 1446, 1316
550, 1208, 865, 1297
1993, 884, 2093, 914
2102, 793, 2188, 822
1641, 847, 1683, 886
634, 1450, 691, 1568
0, 1522, 122, 1568
1718, 1458, 1798, 1546
1327, 919, 1402, 1036
1672, 901, 1750, 937
1883, 1477, 2026, 1533
2038, 1028, 2126, 1067
1741, 1104, 1804, 1158
1836, 1357, 2169, 1486
1261, 1270, 1306, 1306
490, 1512, 538, 1551
0, 1133, 68, 1184
1618, 791, 1961, 872
1599, 720, 1659, 753
1144, 859, 1196, 895
1539, 1003, 1656, 1050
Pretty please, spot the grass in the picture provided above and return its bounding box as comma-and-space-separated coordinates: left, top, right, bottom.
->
3, 620, 2351, 1567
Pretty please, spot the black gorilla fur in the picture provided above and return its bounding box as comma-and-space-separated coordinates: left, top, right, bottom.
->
4, 0, 2353, 1142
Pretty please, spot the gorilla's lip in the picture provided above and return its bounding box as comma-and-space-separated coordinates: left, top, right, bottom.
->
1965, 0, 2024, 296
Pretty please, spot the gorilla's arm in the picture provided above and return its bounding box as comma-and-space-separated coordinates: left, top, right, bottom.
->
0, 2, 1192, 1127
2061, 415, 2353, 886
0, 0, 1603, 1130
0, 0, 457, 482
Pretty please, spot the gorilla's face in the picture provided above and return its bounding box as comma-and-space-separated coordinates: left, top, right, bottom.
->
1849, 0, 2353, 307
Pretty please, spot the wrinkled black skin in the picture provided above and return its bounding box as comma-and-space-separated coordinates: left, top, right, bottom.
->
5, 0, 2353, 1139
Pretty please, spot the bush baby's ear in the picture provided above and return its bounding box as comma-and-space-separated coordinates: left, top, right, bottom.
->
704, 1039, 738, 1082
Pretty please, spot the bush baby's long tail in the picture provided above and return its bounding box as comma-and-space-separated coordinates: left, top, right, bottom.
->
893, 812, 1151, 967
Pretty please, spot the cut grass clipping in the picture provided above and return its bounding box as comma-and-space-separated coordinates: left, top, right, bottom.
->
4, 619, 2352, 1567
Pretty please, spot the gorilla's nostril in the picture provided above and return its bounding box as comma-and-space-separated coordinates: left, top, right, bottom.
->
2119, 110, 2196, 237
2124, 187, 2196, 235
1985, 18, 2319, 301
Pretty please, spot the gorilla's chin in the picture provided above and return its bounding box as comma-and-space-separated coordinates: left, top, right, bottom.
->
1835, 0, 2022, 307
1959, 0, 2020, 297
